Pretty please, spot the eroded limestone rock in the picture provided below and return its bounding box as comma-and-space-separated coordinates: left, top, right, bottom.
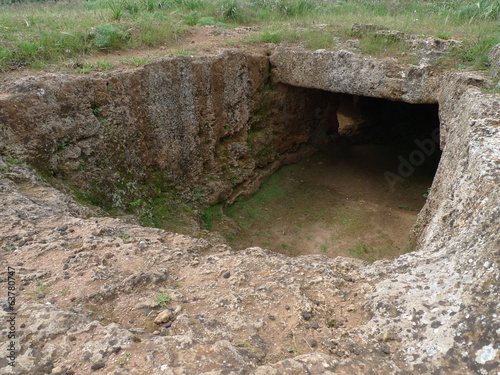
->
0, 48, 498, 374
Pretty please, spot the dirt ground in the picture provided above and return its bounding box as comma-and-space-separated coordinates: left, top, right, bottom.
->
0, 26, 266, 83
215, 143, 437, 261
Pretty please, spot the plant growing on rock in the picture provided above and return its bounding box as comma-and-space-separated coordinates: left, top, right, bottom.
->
156, 292, 171, 310
422, 187, 431, 199
26, 280, 51, 300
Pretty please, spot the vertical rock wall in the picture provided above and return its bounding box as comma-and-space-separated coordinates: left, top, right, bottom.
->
0, 51, 339, 211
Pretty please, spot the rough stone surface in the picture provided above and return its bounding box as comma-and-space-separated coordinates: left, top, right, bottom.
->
0, 50, 338, 211
0, 48, 498, 374
489, 43, 500, 81
270, 47, 444, 103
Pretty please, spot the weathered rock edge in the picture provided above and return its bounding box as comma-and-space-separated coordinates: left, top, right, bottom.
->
0, 49, 498, 374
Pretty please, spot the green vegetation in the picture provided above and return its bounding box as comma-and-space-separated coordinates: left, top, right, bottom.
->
0, 0, 498, 72
326, 319, 337, 327
201, 204, 223, 230
26, 279, 50, 299
117, 352, 131, 367
422, 187, 431, 199
344, 243, 381, 263
156, 292, 171, 310
5, 157, 20, 165
126, 57, 151, 66
74, 189, 103, 206
76, 60, 115, 73
203, 148, 424, 260
130, 191, 197, 232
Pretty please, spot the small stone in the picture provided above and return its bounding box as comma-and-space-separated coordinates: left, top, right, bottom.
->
112, 346, 121, 354
311, 322, 320, 329
105, 252, 114, 259
45, 365, 54, 374
314, 301, 320, 306
70, 297, 77, 302
380, 344, 391, 354
20, 323, 26, 328
63, 264, 69, 270
346, 343, 361, 355
58, 225, 68, 232
302, 312, 312, 321
64, 274, 70, 280
335, 350, 346, 357
152, 330, 161, 335
285, 305, 290, 310
431, 321, 441, 328
310, 339, 318, 348
91, 360, 105, 371
154, 309, 173, 324
37, 293, 46, 299
223, 272, 231, 279
51, 366, 62, 374
77, 272, 84, 277
268, 315, 276, 321
164, 322, 172, 328
69, 335, 76, 342
347, 305, 356, 312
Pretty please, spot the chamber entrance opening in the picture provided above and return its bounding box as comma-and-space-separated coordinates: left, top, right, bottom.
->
211, 92, 441, 261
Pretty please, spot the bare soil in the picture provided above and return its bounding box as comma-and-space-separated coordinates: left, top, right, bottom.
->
215, 143, 436, 261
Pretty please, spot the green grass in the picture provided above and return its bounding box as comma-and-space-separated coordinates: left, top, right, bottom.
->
202, 204, 223, 230
156, 292, 171, 310
357, 31, 408, 58
0, 0, 498, 72
344, 243, 382, 262
25, 279, 51, 300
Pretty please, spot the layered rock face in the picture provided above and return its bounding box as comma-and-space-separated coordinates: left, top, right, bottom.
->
0, 49, 498, 374
0, 51, 339, 210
